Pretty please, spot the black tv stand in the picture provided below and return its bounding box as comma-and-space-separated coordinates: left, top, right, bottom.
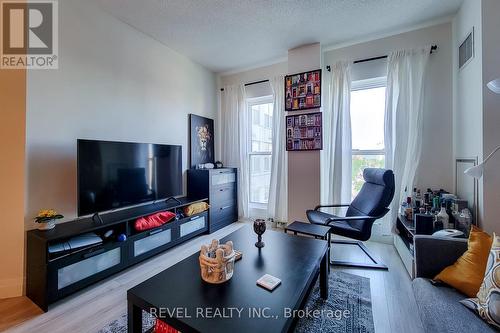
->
165, 196, 182, 205
92, 212, 104, 225
26, 196, 209, 312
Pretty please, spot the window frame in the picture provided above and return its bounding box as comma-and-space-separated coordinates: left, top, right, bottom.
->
247, 95, 274, 210
350, 77, 387, 158
350, 77, 387, 199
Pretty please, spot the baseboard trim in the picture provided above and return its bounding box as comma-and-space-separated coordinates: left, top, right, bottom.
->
0, 278, 24, 299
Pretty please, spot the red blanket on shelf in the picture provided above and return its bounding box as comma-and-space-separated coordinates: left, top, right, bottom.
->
134, 211, 176, 231
155, 319, 178, 333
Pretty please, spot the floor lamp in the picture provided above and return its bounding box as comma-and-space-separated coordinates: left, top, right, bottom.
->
464, 78, 500, 178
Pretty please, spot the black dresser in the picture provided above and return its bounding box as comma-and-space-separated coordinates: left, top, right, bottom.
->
187, 168, 238, 233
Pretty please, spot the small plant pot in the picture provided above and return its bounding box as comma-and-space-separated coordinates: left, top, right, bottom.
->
38, 219, 56, 231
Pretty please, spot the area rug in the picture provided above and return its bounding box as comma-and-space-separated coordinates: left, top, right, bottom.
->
98, 271, 374, 333
294, 271, 374, 333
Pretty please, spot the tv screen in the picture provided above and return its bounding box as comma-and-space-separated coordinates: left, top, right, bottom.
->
77, 139, 182, 216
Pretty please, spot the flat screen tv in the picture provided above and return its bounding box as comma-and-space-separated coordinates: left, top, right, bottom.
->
77, 139, 182, 216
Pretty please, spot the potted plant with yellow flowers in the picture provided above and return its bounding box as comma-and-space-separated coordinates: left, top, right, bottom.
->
35, 209, 64, 230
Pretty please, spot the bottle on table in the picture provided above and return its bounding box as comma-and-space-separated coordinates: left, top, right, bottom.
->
404, 196, 413, 220
437, 203, 450, 229
432, 196, 441, 213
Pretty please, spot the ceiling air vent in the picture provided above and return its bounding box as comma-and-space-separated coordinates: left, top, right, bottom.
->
459, 28, 474, 70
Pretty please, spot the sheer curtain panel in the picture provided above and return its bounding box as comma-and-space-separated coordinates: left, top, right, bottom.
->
267, 76, 288, 222
384, 46, 431, 232
221, 84, 249, 218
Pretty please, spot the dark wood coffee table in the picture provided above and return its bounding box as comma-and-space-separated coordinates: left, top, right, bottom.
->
127, 225, 328, 333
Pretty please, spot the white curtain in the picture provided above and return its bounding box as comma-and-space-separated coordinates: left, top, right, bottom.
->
321, 61, 352, 205
221, 84, 249, 218
267, 76, 288, 222
385, 46, 431, 232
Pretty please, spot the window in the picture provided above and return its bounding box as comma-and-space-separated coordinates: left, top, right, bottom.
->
248, 96, 273, 207
351, 78, 386, 198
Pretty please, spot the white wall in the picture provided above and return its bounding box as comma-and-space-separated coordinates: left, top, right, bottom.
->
452, 0, 485, 226
451, 0, 500, 235
481, 0, 500, 234
220, 62, 288, 87
25, 0, 218, 227
453, 0, 483, 160
324, 23, 455, 193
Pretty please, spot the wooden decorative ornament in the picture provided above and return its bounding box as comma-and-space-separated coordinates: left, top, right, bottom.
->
199, 239, 235, 284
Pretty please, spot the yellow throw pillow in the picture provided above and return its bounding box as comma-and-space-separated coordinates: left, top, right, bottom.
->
184, 202, 210, 217
434, 225, 492, 297
460, 233, 500, 329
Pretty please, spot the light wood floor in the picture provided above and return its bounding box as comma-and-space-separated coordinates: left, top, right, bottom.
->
330, 240, 424, 333
1, 222, 423, 333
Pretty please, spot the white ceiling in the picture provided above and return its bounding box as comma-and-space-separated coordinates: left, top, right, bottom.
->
97, 0, 463, 73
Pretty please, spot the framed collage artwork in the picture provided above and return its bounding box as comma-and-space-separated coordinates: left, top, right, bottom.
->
286, 112, 322, 151
285, 69, 321, 111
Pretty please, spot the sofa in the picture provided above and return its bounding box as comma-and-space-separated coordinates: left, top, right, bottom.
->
412, 235, 496, 332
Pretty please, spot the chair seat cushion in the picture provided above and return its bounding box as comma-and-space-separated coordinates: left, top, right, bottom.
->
306, 210, 361, 239
306, 209, 335, 225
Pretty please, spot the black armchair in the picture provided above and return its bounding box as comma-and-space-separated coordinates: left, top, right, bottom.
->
307, 168, 395, 269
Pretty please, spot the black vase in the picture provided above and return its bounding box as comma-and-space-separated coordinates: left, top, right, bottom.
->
253, 219, 266, 248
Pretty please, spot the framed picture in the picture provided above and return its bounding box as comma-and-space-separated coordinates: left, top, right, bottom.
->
285, 69, 321, 111
286, 112, 323, 151
189, 114, 215, 168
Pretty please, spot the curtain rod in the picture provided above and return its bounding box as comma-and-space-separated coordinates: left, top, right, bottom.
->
220, 79, 269, 92
326, 44, 438, 72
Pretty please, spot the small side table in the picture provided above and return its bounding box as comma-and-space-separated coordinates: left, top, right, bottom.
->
285, 221, 331, 272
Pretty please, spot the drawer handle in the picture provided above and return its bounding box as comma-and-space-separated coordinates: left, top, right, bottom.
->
83, 248, 105, 259
149, 229, 163, 236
